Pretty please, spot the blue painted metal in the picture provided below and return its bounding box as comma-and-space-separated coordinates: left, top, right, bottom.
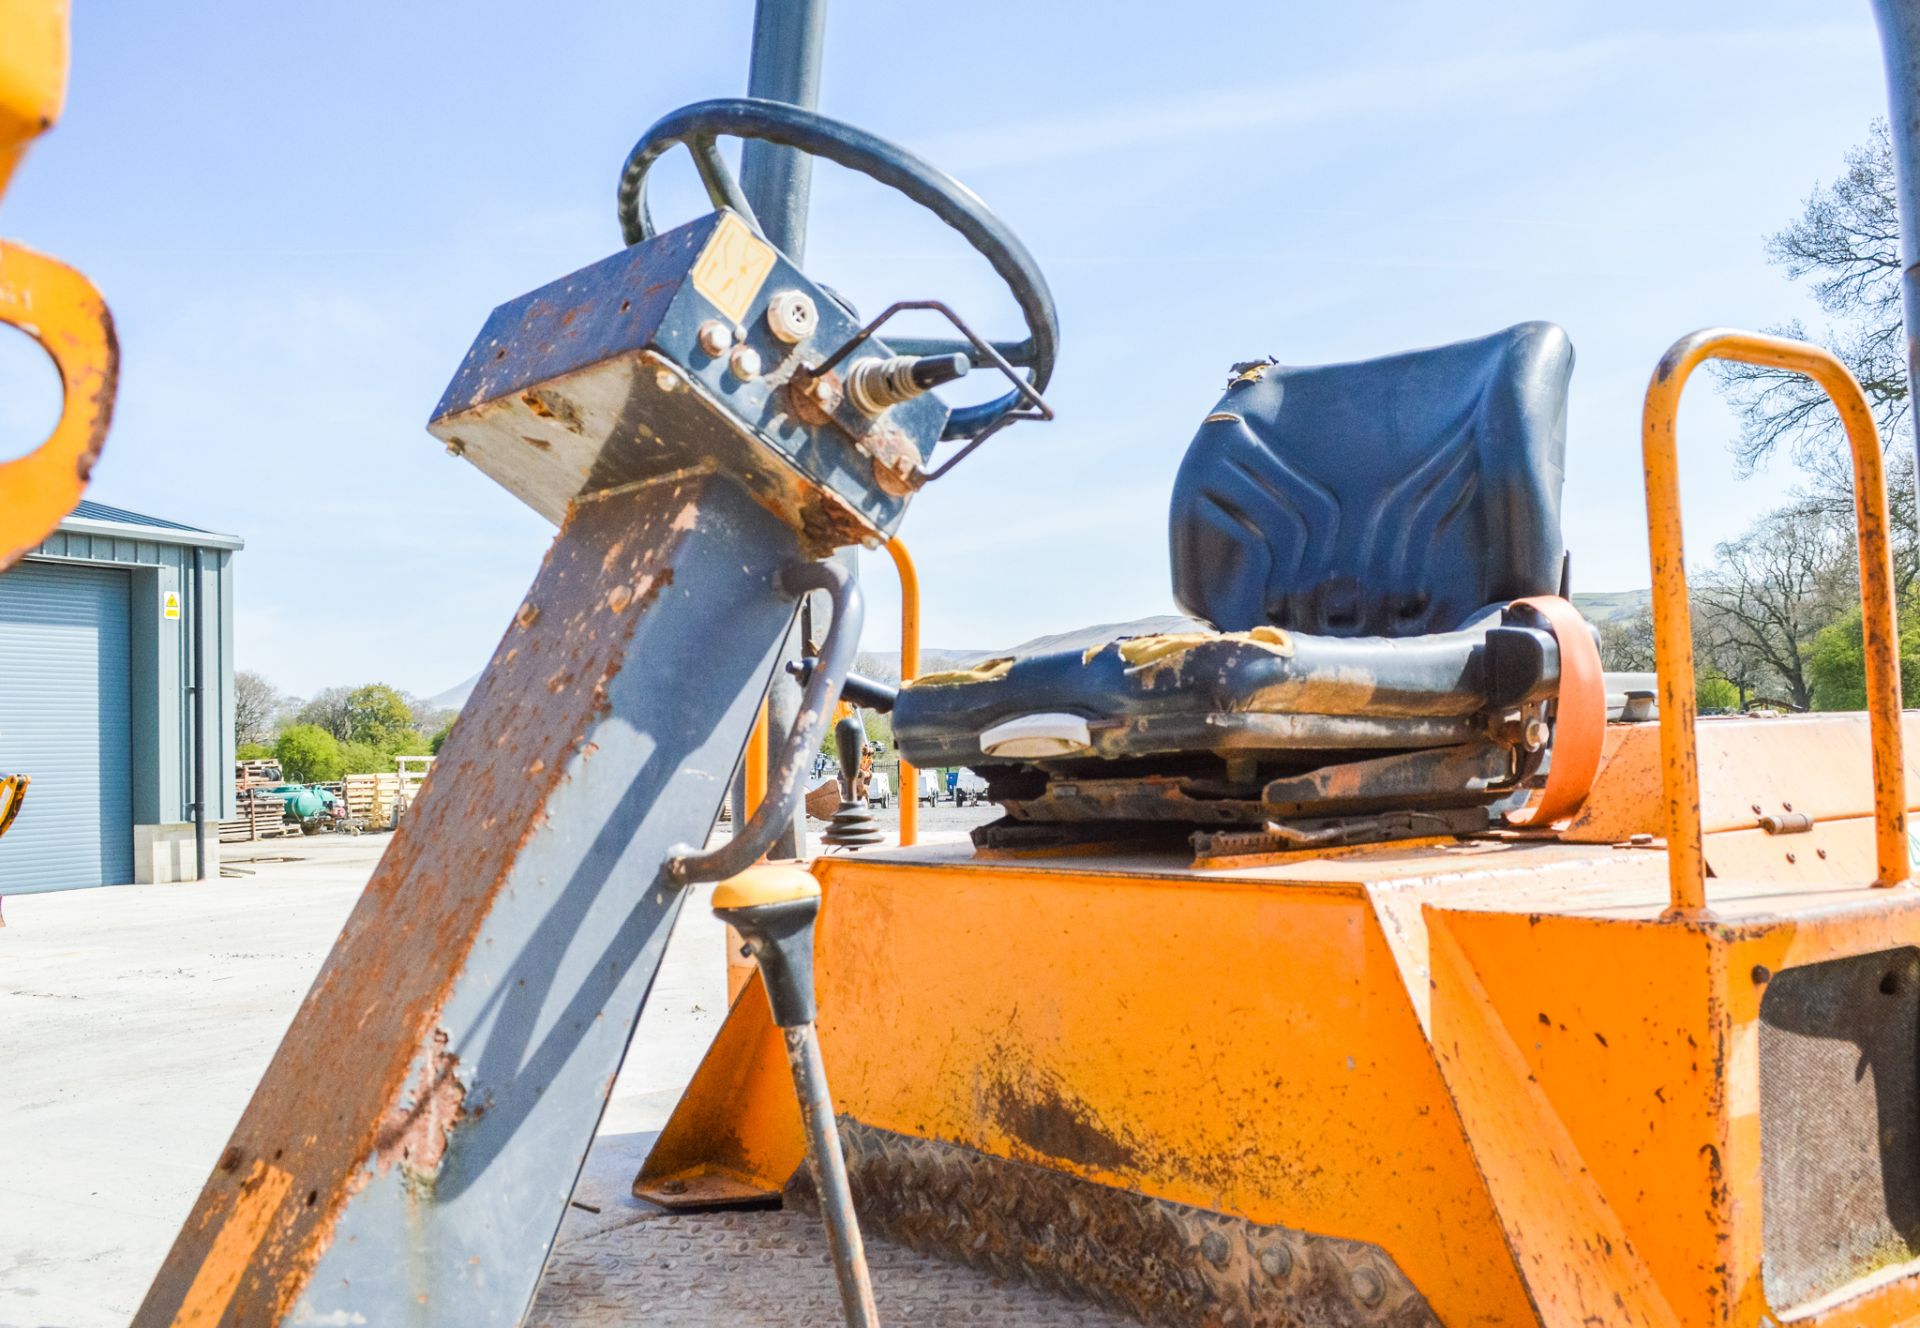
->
740, 0, 829, 863
1871, 0, 1920, 499
0, 559, 132, 891
742, 0, 829, 261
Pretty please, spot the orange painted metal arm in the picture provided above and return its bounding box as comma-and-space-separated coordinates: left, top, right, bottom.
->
1641, 329, 1908, 915
0, 4, 113, 568
0, 0, 70, 202
886, 536, 919, 847
0, 242, 116, 568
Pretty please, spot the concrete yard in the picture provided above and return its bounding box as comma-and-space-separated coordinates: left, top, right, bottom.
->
0, 806, 1018, 1328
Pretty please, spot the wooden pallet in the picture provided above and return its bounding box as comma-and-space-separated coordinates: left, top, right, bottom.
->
219, 791, 297, 843
341, 773, 403, 831
235, 758, 284, 791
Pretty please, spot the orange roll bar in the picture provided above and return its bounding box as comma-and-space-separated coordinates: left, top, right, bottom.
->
886, 536, 920, 847
1641, 329, 1908, 915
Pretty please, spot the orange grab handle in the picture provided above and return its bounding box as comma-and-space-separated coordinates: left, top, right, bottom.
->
1641, 329, 1907, 915
0, 240, 116, 569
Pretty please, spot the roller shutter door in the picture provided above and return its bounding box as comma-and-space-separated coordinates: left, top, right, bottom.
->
0, 560, 133, 891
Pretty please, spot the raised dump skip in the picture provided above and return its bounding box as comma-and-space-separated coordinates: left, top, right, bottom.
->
1761, 948, 1920, 1310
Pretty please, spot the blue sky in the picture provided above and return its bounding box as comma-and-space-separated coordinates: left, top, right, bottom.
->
0, 2, 1894, 699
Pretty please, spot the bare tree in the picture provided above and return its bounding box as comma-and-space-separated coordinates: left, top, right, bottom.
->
295, 685, 355, 741
1694, 604, 1775, 712
1597, 610, 1655, 672
1796, 441, 1916, 594
233, 670, 286, 745
1714, 119, 1909, 478
1692, 503, 1856, 711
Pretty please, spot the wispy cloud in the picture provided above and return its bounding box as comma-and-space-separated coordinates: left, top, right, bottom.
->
914, 24, 1869, 175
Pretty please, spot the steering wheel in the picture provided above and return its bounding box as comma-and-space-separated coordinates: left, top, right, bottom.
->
616, 97, 1058, 442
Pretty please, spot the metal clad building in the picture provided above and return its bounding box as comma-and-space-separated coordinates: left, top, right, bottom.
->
0, 501, 242, 891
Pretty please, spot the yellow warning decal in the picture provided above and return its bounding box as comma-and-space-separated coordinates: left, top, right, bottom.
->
690, 211, 776, 325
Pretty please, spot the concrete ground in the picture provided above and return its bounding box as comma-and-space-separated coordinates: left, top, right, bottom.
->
0, 805, 993, 1328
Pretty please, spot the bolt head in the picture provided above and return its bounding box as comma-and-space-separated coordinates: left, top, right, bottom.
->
728, 345, 763, 380
1522, 717, 1550, 750
697, 320, 735, 356
654, 366, 680, 393
1199, 1231, 1230, 1268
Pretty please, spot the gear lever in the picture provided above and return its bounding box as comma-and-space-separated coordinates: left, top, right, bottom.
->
711, 864, 880, 1327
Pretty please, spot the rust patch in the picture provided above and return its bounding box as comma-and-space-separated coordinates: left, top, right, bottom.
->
518, 387, 584, 432
851, 416, 923, 497
373, 1031, 466, 1184
521, 433, 552, 452
787, 370, 843, 428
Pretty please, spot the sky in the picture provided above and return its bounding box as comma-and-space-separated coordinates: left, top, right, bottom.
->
0, 1, 1898, 701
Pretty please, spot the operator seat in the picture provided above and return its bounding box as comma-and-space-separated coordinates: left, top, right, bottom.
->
890, 322, 1585, 845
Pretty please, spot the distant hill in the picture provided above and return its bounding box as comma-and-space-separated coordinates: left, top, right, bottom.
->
425, 674, 481, 712
1572, 589, 1654, 624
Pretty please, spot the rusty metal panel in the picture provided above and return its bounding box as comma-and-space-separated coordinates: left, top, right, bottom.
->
133, 473, 804, 1328
427, 210, 945, 544
1760, 948, 1920, 1312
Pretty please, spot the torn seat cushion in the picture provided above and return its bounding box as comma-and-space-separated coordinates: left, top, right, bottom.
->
893, 611, 1561, 772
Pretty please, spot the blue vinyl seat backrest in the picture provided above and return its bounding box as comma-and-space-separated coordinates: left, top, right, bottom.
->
1168, 321, 1573, 638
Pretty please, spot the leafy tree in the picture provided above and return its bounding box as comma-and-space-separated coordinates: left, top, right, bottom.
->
1697, 675, 1743, 712
343, 683, 414, 747
337, 740, 388, 776
236, 740, 275, 761
275, 723, 344, 782
385, 728, 430, 758
429, 718, 456, 755
1806, 591, 1920, 710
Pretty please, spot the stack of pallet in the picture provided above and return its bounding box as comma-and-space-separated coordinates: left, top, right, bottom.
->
342, 772, 403, 831
219, 790, 296, 843
234, 758, 284, 791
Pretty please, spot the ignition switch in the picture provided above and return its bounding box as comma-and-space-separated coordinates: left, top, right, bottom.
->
846, 352, 970, 416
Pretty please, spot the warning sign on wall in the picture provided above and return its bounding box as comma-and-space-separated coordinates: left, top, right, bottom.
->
163, 590, 181, 621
